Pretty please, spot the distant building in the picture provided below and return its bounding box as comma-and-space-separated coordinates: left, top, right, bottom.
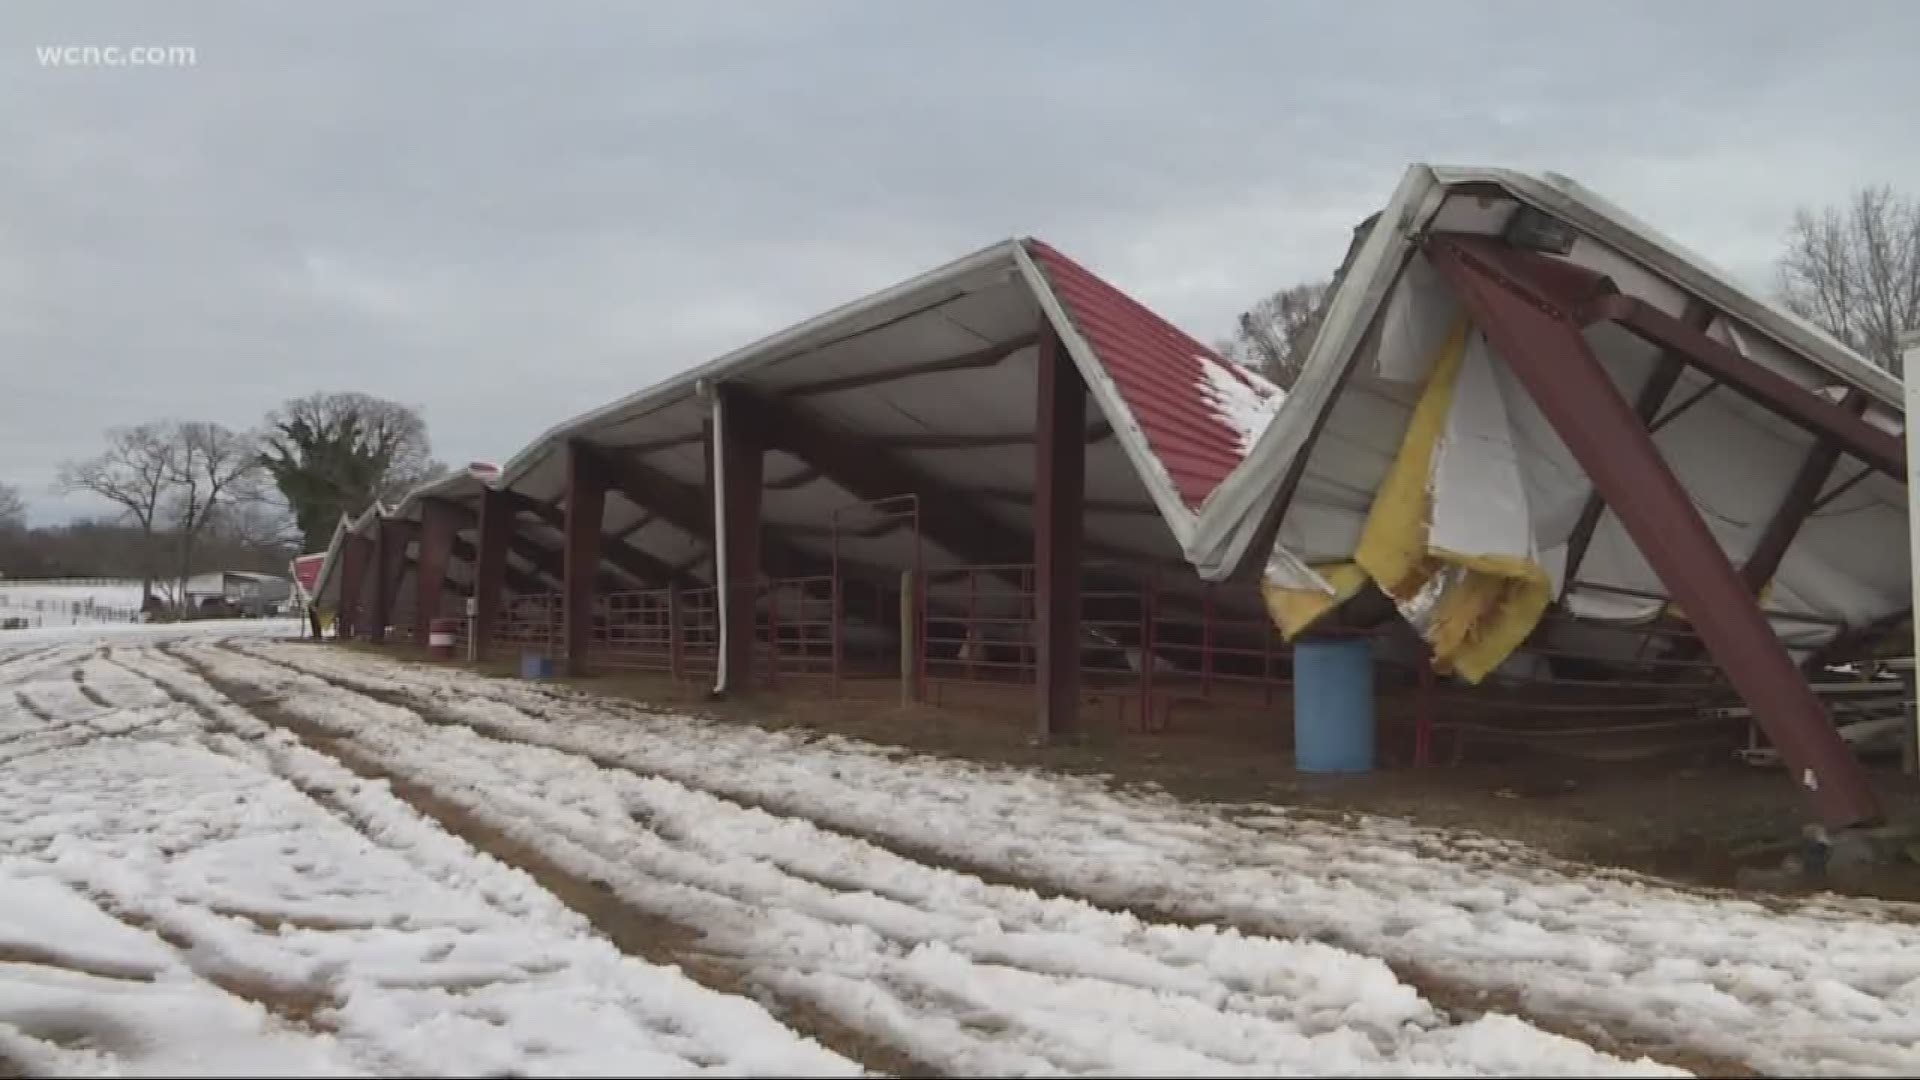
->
182, 570, 292, 616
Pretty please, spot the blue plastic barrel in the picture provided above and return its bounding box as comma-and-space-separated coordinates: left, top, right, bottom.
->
520, 652, 556, 680
1292, 637, 1376, 772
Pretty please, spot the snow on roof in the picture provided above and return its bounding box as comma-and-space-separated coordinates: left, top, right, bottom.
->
1025, 240, 1275, 510
1194, 351, 1284, 455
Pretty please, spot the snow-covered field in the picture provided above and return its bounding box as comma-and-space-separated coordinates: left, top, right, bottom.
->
0, 581, 147, 629
3, 625, 1917, 1076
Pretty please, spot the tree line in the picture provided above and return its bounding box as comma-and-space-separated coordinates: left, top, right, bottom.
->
1220, 185, 1919, 387
0, 391, 443, 611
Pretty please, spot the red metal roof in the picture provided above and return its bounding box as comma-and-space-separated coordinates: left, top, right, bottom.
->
1025, 239, 1275, 510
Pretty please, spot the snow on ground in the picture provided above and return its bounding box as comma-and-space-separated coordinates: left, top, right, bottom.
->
182, 642, 1677, 1077
0, 616, 302, 651
0, 581, 147, 629
0, 640, 855, 1076
238, 640, 1920, 1078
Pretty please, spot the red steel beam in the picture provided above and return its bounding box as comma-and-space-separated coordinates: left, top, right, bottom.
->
337, 534, 370, 639
569, 444, 825, 582
1560, 301, 1712, 595
369, 518, 415, 645
717, 387, 764, 689
471, 486, 514, 659
1033, 325, 1087, 741
1741, 390, 1870, 593
1585, 294, 1902, 477
562, 441, 607, 677
612, 510, 654, 540
413, 499, 462, 647
456, 533, 560, 597
1810, 463, 1873, 513
369, 521, 392, 644
764, 467, 821, 491
1429, 236, 1880, 828
496, 489, 639, 591
725, 391, 1041, 569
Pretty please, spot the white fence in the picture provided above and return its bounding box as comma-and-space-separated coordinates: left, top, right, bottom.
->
0, 577, 140, 590
0, 580, 145, 628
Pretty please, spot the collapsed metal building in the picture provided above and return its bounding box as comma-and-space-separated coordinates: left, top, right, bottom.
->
311, 164, 1911, 829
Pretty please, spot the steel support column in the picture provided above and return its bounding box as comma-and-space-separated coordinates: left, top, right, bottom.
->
338, 534, 370, 639
370, 518, 411, 645
563, 441, 608, 677
472, 487, 513, 660
369, 522, 390, 644
1430, 237, 1880, 828
716, 387, 763, 690
1034, 325, 1087, 741
413, 499, 461, 648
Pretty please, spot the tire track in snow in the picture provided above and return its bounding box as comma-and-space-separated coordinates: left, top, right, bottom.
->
149, 645, 934, 1079
226, 640, 1730, 1074
197, 641, 1684, 1078
0, 643, 96, 690
70, 663, 113, 709
185, 648, 1322, 1075
7, 688, 53, 724
75, 650, 853, 1077
2, 662, 370, 1055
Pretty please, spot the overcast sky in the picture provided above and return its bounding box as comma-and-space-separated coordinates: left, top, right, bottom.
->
5, 0, 1916, 523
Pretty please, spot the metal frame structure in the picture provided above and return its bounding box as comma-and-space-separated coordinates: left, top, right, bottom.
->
1428, 235, 1881, 828
303, 164, 1909, 829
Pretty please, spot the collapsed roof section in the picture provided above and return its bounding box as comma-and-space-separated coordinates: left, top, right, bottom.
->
313, 164, 1908, 673
1186, 165, 1905, 666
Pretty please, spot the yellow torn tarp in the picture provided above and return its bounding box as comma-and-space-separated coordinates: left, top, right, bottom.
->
1259, 317, 1551, 682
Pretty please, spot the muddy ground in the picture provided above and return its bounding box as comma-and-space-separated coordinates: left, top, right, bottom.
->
359, 642, 1920, 901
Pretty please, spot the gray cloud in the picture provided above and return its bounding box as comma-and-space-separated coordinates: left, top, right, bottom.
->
5, 0, 1916, 524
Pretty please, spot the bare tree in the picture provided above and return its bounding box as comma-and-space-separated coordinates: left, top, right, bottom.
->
165, 422, 262, 613
221, 474, 305, 549
57, 422, 178, 605
260, 391, 442, 550
1220, 279, 1332, 389
0, 482, 25, 576
1776, 185, 1920, 375
0, 482, 24, 534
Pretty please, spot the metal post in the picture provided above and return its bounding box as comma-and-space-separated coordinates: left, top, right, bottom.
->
1262, 617, 1276, 705
899, 569, 914, 708
717, 387, 764, 691
1033, 325, 1086, 741
1902, 330, 1920, 775
338, 535, 368, 640
668, 588, 683, 681
965, 567, 978, 681
563, 441, 607, 677
830, 572, 843, 699
828, 511, 845, 699
1201, 585, 1215, 699
913, 500, 927, 704
1415, 657, 1436, 768
1139, 575, 1156, 733
766, 582, 779, 690
369, 520, 391, 644
414, 499, 460, 649
473, 486, 511, 662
